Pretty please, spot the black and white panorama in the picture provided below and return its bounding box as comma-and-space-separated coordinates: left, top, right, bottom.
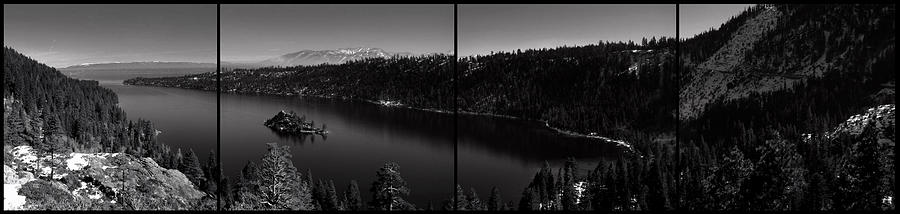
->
2, 3, 894, 211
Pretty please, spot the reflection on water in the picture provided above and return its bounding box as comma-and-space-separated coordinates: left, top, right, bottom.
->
269, 129, 328, 145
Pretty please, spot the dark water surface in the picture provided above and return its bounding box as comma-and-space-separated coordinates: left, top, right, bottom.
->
221, 93, 624, 206
103, 84, 218, 165
70, 69, 624, 206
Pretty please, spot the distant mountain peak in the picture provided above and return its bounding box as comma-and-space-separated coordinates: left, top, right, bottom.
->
61, 61, 216, 70
258, 47, 415, 67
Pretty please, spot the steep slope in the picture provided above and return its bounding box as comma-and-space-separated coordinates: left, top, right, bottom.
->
680, 6, 784, 119
4, 47, 212, 210
678, 4, 895, 210
680, 4, 895, 120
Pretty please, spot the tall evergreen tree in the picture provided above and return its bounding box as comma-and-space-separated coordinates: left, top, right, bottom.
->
561, 157, 579, 210
487, 186, 502, 211
453, 184, 467, 210
321, 180, 340, 211
344, 180, 363, 211
256, 143, 308, 209
203, 150, 219, 193
518, 187, 540, 211
180, 149, 205, 189
369, 162, 414, 211
466, 187, 484, 211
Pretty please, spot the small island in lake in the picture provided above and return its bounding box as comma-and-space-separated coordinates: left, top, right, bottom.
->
264, 110, 328, 135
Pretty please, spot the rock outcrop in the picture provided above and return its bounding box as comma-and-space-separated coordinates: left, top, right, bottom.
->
3, 145, 206, 210
826, 104, 895, 142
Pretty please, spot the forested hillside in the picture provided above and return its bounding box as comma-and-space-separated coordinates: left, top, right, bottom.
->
458, 38, 677, 139
127, 39, 676, 143
3, 47, 218, 209
679, 4, 895, 210
127, 54, 454, 110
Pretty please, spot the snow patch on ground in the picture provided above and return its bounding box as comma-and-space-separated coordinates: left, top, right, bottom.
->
4, 183, 27, 210
628, 62, 640, 74
71, 181, 104, 200
544, 122, 634, 151
67, 153, 91, 171
826, 104, 894, 139
377, 100, 403, 107
4, 165, 34, 210
10, 146, 37, 167
66, 152, 117, 171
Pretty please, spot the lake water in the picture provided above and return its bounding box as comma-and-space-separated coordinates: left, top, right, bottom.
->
220, 94, 624, 206
102, 84, 218, 168
62, 68, 219, 171
69, 69, 626, 207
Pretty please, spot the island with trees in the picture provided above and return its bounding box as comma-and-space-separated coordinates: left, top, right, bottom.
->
264, 110, 328, 136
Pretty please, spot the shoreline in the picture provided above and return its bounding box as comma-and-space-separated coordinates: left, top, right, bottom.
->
356, 99, 635, 152
123, 81, 633, 151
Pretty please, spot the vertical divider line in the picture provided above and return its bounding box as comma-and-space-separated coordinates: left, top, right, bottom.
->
216, 3, 222, 211
674, 3, 681, 211
453, 3, 459, 211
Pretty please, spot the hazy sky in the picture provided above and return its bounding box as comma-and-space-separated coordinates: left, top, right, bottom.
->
459, 4, 675, 57
680, 4, 754, 39
3, 4, 216, 68
221, 4, 454, 62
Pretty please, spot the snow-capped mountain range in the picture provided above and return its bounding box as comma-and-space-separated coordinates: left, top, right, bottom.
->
256, 47, 416, 67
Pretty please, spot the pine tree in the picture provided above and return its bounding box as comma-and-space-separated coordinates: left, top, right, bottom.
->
221, 177, 234, 209
344, 180, 363, 211
503, 201, 515, 211
518, 187, 540, 210
304, 168, 314, 187
452, 184, 467, 210
646, 156, 671, 210
322, 180, 340, 211
3, 103, 26, 146
532, 161, 555, 207
487, 186, 502, 211
369, 162, 414, 211
704, 145, 753, 210
747, 137, 807, 210
256, 143, 304, 209
835, 124, 884, 210
203, 150, 218, 193
180, 149, 205, 189
312, 179, 326, 208
288, 170, 314, 210
169, 148, 183, 171
466, 187, 484, 211
561, 157, 579, 210
236, 160, 260, 204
